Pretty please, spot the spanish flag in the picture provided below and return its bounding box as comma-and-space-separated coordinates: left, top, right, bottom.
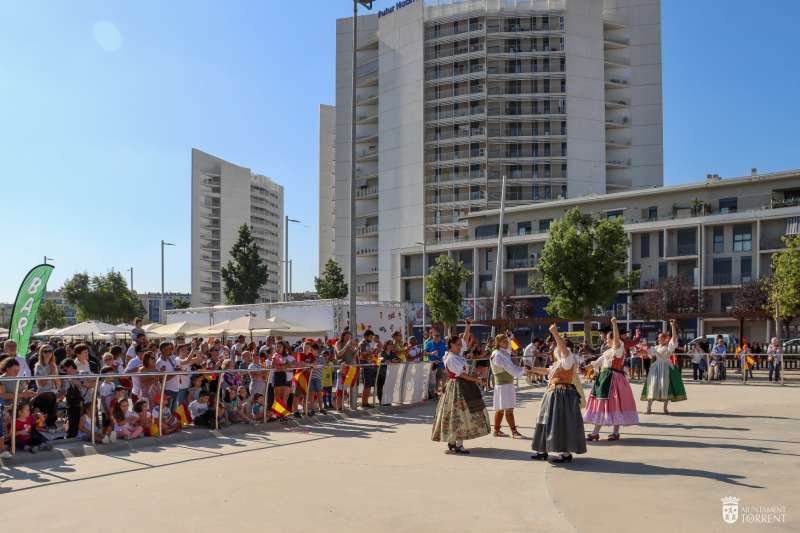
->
174, 404, 192, 426
270, 398, 290, 418
511, 338, 520, 351
745, 355, 755, 369
293, 369, 311, 394
341, 365, 359, 388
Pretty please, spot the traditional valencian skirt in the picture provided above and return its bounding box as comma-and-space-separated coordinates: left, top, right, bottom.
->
583, 368, 639, 426
641, 359, 687, 402
532, 384, 587, 454
431, 378, 490, 443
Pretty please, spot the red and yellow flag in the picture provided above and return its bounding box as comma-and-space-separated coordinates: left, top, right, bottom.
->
341, 365, 359, 388
270, 398, 290, 418
174, 404, 192, 426
293, 369, 311, 394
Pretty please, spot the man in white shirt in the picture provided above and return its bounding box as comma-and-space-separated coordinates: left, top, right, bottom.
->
2, 340, 32, 378
125, 344, 144, 398
127, 333, 147, 360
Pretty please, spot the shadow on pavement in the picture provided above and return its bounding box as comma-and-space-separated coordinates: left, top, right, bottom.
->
561, 457, 764, 488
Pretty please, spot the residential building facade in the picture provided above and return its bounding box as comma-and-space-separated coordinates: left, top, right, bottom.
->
398, 169, 800, 342
191, 149, 284, 307
137, 292, 192, 323
329, 0, 662, 302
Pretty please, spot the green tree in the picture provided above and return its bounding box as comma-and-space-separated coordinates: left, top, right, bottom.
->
172, 297, 191, 309
62, 271, 144, 323
538, 208, 628, 345
425, 254, 471, 334
37, 300, 67, 330
732, 278, 769, 342
314, 259, 349, 299
221, 224, 269, 304
768, 234, 800, 337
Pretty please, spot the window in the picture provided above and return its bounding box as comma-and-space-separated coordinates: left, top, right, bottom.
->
658, 262, 667, 280
647, 206, 658, 221
741, 256, 752, 283
713, 227, 724, 253
606, 209, 624, 220
518, 221, 532, 236
733, 224, 752, 252
640, 234, 650, 258
720, 292, 734, 311
658, 231, 664, 257
513, 272, 529, 291
475, 224, 508, 239
713, 258, 732, 285
719, 197, 738, 214
539, 218, 552, 232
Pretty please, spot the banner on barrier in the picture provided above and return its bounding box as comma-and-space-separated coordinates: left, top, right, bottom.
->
380, 362, 432, 405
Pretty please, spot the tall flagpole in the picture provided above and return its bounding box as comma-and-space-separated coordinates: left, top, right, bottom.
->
490, 175, 507, 338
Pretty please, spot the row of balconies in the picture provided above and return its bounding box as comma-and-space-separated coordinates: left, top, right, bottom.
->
486, 125, 566, 137
486, 62, 565, 75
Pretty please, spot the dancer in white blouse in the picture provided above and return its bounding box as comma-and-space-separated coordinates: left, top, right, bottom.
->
641, 319, 687, 414
490, 334, 527, 438
431, 335, 491, 454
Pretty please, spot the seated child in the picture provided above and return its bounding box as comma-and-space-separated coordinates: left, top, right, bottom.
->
77, 402, 116, 443
15, 403, 53, 453
112, 399, 143, 439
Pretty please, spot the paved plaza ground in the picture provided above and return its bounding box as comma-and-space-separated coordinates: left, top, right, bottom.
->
1, 380, 796, 533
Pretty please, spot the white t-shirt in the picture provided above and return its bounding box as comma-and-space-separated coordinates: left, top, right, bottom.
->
125, 355, 143, 395
156, 355, 180, 392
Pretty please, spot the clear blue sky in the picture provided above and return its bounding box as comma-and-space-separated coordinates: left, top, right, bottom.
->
1, 0, 799, 303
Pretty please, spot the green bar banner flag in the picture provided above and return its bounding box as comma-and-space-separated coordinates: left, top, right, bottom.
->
9, 264, 55, 357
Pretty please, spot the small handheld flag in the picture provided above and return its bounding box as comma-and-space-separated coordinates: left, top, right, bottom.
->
293, 369, 310, 394
341, 365, 359, 388
510, 338, 520, 351
270, 398, 290, 418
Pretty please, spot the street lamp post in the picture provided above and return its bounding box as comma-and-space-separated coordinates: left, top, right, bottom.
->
126, 267, 134, 291
285, 216, 301, 302
161, 240, 175, 323
416, 241, 426, 335
350, 0, 374, 336
43, 256, 54, 265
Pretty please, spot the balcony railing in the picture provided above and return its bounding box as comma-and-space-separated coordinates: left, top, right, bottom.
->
675, 243, 698, 256
357, 225, 379, 236
711, 273, 733, 285
506, 257, 537, 269
487, 64, 565, 75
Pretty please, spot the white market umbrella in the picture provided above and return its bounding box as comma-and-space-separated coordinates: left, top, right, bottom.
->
143, 323, 162, 333
0, 327, 8, 337
54, 320, 118, 338
34, 328, 60, 337
149, 321, 205, 338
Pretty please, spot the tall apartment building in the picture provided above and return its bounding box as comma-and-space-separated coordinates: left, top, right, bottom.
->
191, 149, 284, 307
328, 0, 662, 302
318, 104, 337, 274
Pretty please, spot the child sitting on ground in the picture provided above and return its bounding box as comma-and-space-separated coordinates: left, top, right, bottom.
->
15, 403, 53, 453
236, 386, 254, 423
251, 393, 265, 420
133, 399, 155, 436
112, 399, 144, 440
77, 402, 116, 444
222, 387, 247, 424
189, 390, 221, 428
151, 400, 182, 436
186, 374, 205, 404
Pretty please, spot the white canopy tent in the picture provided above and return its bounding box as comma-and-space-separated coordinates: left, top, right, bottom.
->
0, 327, 8, 337
190, 316, 327, 339
149, 321, 205, 338
34, 327, 61, 337
143, 323, 162, 333
53, 321, 119, 338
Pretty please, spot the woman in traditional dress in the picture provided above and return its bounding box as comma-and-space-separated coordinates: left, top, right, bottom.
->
641, 319, 687, 414
490, 334, 527, 438
431, 335, 491, 454
584, 317, 639, 441
530, 324, 587, 463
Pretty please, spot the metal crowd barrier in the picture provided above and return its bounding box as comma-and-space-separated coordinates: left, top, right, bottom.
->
0, 361, 441, 455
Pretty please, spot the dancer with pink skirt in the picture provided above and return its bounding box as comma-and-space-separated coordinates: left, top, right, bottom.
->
584, 317, 639, 441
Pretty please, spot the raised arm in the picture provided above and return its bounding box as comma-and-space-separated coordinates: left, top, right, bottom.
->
610, 316, 621, 349
549, 324, 568, 359
669, 319, 678, 345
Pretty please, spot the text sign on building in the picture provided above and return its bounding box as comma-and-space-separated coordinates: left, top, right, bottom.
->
378, 0, 415, 18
